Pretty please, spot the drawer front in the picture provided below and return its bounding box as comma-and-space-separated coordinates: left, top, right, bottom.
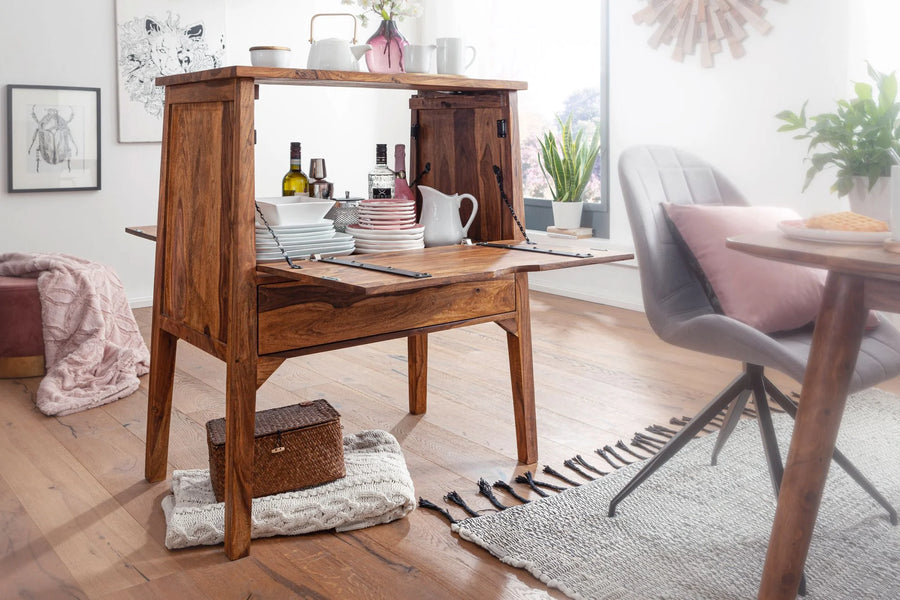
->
257, 277, 516, 355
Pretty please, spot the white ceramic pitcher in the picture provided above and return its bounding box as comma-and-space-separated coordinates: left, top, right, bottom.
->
418, 185, 478, 247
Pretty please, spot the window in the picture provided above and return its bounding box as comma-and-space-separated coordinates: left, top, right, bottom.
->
419, 0, 609, 231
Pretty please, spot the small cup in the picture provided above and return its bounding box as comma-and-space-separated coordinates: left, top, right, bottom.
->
406, 44, 436, 74
436, 38, 476, 75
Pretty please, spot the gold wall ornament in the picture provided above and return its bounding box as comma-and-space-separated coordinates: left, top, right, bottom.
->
633, 0, 786, 67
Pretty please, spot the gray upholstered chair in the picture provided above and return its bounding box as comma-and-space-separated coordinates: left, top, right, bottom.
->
610, 145, 900, 523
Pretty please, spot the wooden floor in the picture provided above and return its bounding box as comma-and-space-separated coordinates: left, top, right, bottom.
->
3, 291, 898, 599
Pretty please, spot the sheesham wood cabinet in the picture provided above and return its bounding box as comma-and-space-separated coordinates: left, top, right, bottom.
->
143, 67, 631, 559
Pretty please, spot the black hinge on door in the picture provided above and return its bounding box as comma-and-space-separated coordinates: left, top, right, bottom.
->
497, 119, 508, 138
411, 123, 420, 140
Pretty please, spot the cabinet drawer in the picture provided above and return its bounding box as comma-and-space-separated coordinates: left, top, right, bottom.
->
257, 276, 516, 355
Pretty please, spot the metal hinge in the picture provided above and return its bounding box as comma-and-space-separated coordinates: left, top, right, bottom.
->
497, 119, 508, 138
411, 123, 420, 140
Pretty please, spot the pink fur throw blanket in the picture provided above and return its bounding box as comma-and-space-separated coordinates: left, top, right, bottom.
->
0, 252, 150, 416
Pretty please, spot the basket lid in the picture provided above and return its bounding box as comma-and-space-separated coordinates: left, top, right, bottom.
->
206, 399, 340, 446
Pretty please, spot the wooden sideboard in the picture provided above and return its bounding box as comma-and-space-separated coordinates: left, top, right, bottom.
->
144, 67, 631, 559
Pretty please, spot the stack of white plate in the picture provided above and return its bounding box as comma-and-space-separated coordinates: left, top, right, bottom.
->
255, 220, 355, 262
348, 199, 425, 253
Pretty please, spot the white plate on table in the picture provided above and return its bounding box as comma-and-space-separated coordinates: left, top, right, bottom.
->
353, 239, 424, 251
778, 219, 892, 245
256, 230, 337, 246
256, 248, 354, 263
254, 220, 334, 234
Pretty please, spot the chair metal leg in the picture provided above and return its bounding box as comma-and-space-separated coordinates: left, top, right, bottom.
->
710, 388, 751, 466
764, 378, 898, 525
750, 367, 785, 498
608, 372, 749, 517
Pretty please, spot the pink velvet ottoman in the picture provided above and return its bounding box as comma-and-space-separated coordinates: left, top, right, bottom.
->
0, 275, 45, 378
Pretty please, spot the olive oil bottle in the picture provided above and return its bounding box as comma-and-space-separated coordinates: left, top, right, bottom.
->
282, 142, 309, 196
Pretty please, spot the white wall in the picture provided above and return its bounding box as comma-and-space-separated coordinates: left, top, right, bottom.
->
0, 0, 412, 305
2, 0, 897, 306
607, 0, 856, 246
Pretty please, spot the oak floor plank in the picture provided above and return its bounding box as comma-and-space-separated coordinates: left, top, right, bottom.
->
0, 381, 181, 598
0, 469, 88, 600
4, 292, 895, 599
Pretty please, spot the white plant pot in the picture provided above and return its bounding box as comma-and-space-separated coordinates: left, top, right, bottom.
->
551, 201, 584, 229
848, 176, 891, 222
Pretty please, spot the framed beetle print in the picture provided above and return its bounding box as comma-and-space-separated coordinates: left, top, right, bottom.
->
7, 85, 101, 192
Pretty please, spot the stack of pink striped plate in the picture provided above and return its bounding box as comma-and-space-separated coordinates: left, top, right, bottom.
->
347, 198, 425, 253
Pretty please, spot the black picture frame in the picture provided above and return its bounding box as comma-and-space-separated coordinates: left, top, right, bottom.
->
7, 84, 101, 192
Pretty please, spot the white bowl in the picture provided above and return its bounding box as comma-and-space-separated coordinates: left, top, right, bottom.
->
249, 46, 292, 68
255, 197, 335, 225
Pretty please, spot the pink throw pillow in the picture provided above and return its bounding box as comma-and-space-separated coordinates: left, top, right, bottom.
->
662, 203, 826, 333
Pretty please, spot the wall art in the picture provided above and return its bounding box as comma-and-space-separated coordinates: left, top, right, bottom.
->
633, 0, 786, 67
7, 85, 101, 193
115, 0, 225, 142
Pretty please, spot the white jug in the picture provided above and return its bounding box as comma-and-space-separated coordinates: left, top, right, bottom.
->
418, 185, 478, 247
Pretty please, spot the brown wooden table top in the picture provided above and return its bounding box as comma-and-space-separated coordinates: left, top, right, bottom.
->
125, 226, 631, 295
727, 230, 900, 282
257, 243, 632, 295
156, 66, 528, 92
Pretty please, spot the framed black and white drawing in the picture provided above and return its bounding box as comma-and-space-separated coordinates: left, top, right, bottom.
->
7, 85, 101, 193
115, 0, 226, 142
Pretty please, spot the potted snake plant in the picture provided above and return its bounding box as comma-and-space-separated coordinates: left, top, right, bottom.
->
538, 115, 602, 229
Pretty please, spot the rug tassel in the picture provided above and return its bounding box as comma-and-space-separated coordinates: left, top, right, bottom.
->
647, 424, 676, 438
418, 497, 458, 525
493, 480, 531, 504
444, 490, 481, 518
615, 440, 648, 461
636, 432, 668, 446
563, 459, 596, 481
477, 478, 509, 510
631, 437, 659, 455
514, 472, 551, 496
574, 454, 608, 476
603, 444, 633, 465
543, 465, 580, 486
595, 448, 621, 469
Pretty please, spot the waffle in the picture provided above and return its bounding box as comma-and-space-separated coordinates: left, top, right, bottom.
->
805, 211, 889, 232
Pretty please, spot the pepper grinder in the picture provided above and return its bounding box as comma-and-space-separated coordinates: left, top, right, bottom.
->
308, 158, 334, 199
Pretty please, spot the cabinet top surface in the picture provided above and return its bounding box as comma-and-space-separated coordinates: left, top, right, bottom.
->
156, 66, 527, 92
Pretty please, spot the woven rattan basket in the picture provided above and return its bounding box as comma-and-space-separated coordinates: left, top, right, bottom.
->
206, 399, 345, 502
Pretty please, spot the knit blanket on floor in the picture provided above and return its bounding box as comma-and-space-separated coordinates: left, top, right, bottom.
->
0, 252, 150, 416
162, 430, 417, 549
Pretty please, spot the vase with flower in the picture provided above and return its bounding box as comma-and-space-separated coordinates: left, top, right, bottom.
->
342, 0, 421, 74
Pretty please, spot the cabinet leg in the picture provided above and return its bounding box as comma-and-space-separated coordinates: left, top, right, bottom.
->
505, 274, 537, 464
408, 334, 428, 414
223, 360, 258, 560
145, 326, 177, 482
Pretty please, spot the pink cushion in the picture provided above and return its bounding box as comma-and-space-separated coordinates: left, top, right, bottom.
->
662, 203, 826, 333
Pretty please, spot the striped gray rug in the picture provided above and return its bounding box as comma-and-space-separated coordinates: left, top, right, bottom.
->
454, 388, 900, 599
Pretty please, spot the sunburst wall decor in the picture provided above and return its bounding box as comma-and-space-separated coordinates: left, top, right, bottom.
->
633, 0, 786, 67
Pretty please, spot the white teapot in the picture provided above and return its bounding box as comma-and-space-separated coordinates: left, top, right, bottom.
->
307, 13, 371, 71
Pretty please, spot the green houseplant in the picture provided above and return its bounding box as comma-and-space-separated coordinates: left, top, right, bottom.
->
538, 115, 601, 229
775, 64, 900, 208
